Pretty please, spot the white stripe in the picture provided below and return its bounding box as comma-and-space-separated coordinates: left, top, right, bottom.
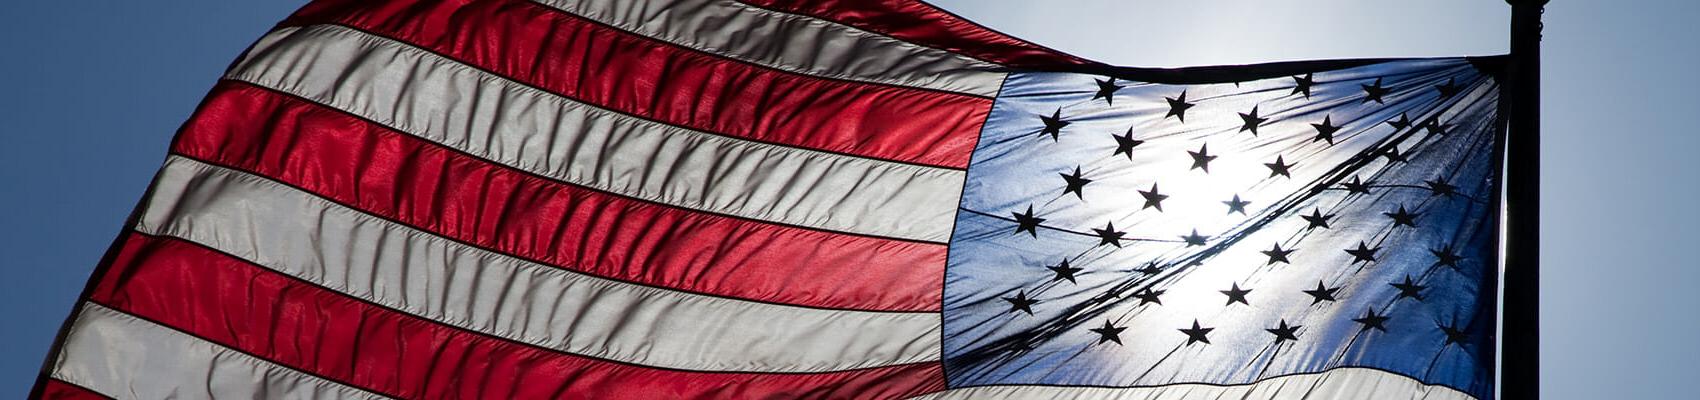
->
908, 368, 1476, 400
50, 303, 388, 400
231, 25, 961, 243
135, 156, 943, 373
530, 0, 1005, 97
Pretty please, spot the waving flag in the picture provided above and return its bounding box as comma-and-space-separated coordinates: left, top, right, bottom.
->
32, 1, 1506, 399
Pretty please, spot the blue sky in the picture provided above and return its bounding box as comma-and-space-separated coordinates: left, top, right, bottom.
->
1, 1, 1694, 398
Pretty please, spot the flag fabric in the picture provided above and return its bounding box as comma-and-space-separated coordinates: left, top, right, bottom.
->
32, 1, 1505, 399
937, 59, 1503, 399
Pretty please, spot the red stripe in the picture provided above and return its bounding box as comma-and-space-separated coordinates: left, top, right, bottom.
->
278, 0, 986, 169
90, 233, 949, 400
34, 380, 110, 400
737, 0, 1095, 68
172, 82, 946, 312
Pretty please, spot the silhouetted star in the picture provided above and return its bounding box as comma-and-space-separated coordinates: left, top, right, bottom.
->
1135, 262, 1163, 275
1440, 323, 1470, 345
1425, 179, 1459, 198
1223, 194, 1251, 215
1436, 77, 1463, 99
1188, 144, 1217, 173
1132, 288, 1165, 305
1353, 308, 1391, 332
1003, 290, 1039, 315
1384, 205, 1419, 228
1093, 221, 1127, 248
1238, 106, 1269, 136
1301, 208, 1334, 230
1165, 91, 1196, 122
1180, 229, 1208, 247
1424, 117, 1452, 136
1380, 147, 1408, 164
1391, 275, 1427, 301
1090, 320, 1127, 345
1303, 281, 1340, 305
1362, 77, 1390, 104
1112, 128, 1144, 159
1093, 78, 1121, 105
1039, 109, 1069, 141
1387, 113, 1414, 130
1220, 282, 1252, 306
1011, 204, 1045, 238
1179, 320, 1214, 345
1262, 243, 1296, 265
1060, 166, 1092, 199
1311, 115, 1342, 145
1266, 320, 1301, 342
1341, 177, 1374, 195
1431, 245, 1464, 270
1346, 241, 1380, 264
1090, 288, 1122, 304
1138, 183, 1168, 212
1265, 155, 1295, 178
1048, 259, 1082, 284
1292, 73, 1315, 98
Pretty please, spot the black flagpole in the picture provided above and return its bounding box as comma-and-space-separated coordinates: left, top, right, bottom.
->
1503, 0, 1544, 399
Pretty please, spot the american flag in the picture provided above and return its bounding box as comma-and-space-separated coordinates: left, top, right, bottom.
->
32, 1, 1504, 399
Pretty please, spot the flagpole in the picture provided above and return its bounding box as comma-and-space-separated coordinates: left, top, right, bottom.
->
1503, 0, 1544, 399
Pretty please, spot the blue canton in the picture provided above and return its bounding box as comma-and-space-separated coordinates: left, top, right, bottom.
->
943, 59, 1502, 398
